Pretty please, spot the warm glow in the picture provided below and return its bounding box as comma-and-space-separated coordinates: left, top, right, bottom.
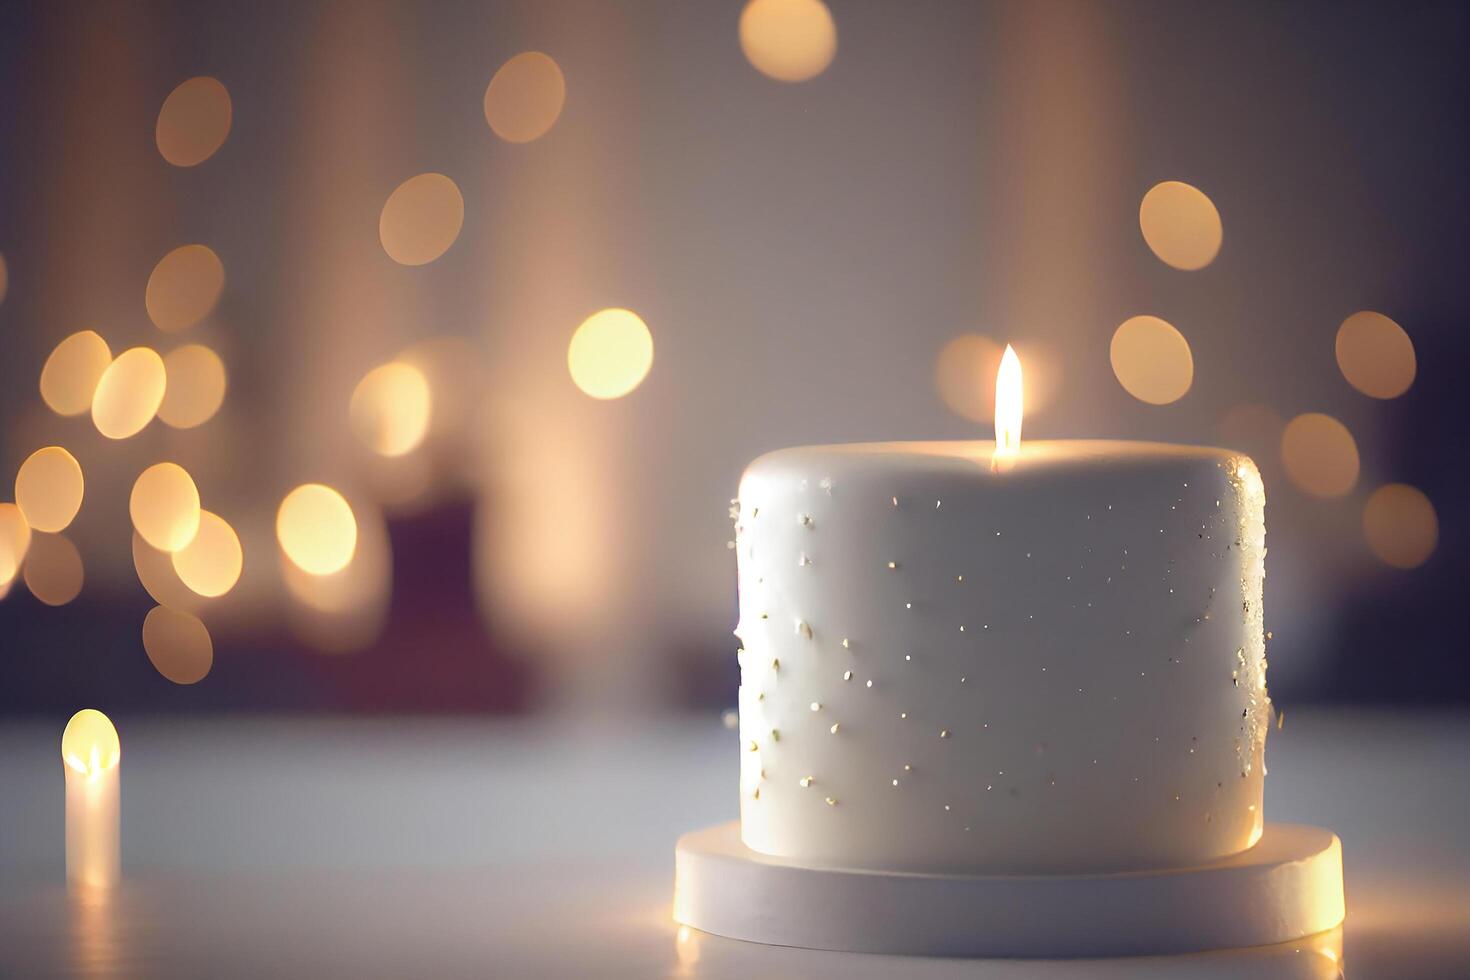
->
171, 510, 243, 598
40, 331, 113, 417
159, 344, 227, 429
277, 484, 358, 575
484, 52, 566, 144
379, 173, 464, 267
62, 709, 120, 777
934, 334, 1002, 423
0, 253, 7, 306
994, 344, 1023, 458
1281, 413, 1359, 498
130, 462, 201, 553
23, 533, 84, 607
1139, 180, 1223, 271
1335, 311, 1415, 399
1363, 483, 1438, 569
155, 76, 232, 167
1110, 315, 1194, 405
142, 605, 214, 685
282, 499, 390, 654
15, 446, 85, 533
349, 361, 432, 456
146, 245, 225, 332
0, 503, 32, 586
131, 531, 204, 612
92, 347, 168, 438
739, 0, 838, 83
567, 308, 654, 399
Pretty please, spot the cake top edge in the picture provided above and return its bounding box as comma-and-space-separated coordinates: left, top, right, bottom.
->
746, 439, 1251, 472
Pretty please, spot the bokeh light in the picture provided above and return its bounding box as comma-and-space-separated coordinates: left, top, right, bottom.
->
1363, 483, 1438, 569
379, 173, 464, 266
40, 330, 113, 417
61, 709, 119, 771
0, 253, 7, 306
130, 463, 201, 552
739, 0, 838, 83
171, 509, 242, 598
1110, 315, 1194, 405
142, 605, 214, 685
1139, 180, 1222, 271
132, 531, 205, 613
282, 498, 390, 654
146, 245, 225, 332
567, 308, 654, 399
0, 502, 34, 586
22, 532, 83, 606
484, 52, 566, 144
349, 361, 432, 457
159, 344, 227, 429
92, 347, 167, 439
155, 76, 232, 167
1335, 311, 1416, 399
277, 483, 358, 575
15, 446, 84, 533
1281, 412, 1360, 498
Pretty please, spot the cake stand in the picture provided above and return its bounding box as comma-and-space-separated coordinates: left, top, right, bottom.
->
674, 820, 1344, 958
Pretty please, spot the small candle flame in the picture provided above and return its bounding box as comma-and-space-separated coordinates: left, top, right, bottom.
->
993, 344, 1023, 470
62, 709, 120, 780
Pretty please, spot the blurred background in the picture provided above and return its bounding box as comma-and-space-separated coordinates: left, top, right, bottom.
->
0, 0, 1464, 719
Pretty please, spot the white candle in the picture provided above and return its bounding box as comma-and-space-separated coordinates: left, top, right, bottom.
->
730, 350, 1269, 873
62, 709, 121, 892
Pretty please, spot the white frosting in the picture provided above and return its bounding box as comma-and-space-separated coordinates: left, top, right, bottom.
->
732, 440, 1268, 874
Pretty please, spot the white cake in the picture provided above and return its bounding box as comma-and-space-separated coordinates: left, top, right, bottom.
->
731, 440, 1268, 874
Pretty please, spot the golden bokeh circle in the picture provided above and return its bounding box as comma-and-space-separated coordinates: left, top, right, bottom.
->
1363, 483, 1437, 569
349, 361, 432, 457
40, 330, 113, 417
1280, 413, 1359, 498
739, 0, 838, 83
159, 344, 227, 429
23, 532, 84, 606
1335, 311, 1415, 399
146, 245, 224, 332
142, 605, 214, 685
62, 709, 119, 770
132, 531, 204, 612
1110, 315, 1194, 405
484, 52, 567, 144
15, 446, 84, 533
156, 76, 232, 167
130, 462, 202, 553
379, 173, 464, 267
171, 510, 243, 598
92, 347, 168, 439
567, 308, 654, 399
0, 502, 32, 586
1139, 181, 1223, 271
277, 484, 358, 576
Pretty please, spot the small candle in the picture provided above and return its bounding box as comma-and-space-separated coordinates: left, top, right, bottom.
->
61, 709, 121, 893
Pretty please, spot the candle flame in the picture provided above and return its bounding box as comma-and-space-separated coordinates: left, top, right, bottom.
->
993, 345, 1023, 469
61, 709, 120, 779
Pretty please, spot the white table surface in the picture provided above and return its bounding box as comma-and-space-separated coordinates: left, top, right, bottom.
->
1, 709, 1466, 978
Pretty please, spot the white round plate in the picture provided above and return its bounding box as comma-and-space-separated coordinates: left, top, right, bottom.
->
673, 821, 1344, 958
